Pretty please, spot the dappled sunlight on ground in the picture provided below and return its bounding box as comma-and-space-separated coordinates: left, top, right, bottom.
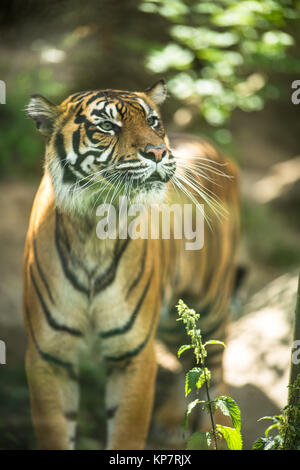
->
224, 272, 298, 448
252, 157, 300, 204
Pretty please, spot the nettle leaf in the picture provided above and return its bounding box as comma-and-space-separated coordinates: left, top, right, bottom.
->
198, 368, 211, 389
252, 437, 266, 450
258, 415, 283, 424
185, 368, 202, 396
178, 344, 192, 358
215, 396, 241, 431
185, 367, 211, 396
182, 399, 201, 433
203, 340, 226, 349
216, 424, 243, 450
187, 430, 211, 450
252, 436, 280, 450
265, 423, 280, 437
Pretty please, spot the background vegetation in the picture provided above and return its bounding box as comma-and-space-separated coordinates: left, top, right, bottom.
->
0, 0, 299, 450
1, 0, 300, 176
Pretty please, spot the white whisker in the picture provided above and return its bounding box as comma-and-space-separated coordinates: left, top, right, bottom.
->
175, 170, 227, 222
176, 168, 228, 216
172, 174, 212, 230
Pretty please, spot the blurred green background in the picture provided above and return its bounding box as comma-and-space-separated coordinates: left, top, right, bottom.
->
0, 0, 300, 450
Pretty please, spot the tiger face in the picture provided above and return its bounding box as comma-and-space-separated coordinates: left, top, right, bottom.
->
26, 81, 176, 213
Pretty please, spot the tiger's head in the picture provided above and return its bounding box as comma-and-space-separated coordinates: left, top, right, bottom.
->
26, 81, 176, 214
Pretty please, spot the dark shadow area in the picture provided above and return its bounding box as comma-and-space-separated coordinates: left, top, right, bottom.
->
228, 384, 281, 450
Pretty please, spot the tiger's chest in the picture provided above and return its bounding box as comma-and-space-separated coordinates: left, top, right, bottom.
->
52, 217, 155, 337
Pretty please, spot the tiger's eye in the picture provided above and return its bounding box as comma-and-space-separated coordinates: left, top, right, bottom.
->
147, 116, 157, 127
99, 121, 114, 131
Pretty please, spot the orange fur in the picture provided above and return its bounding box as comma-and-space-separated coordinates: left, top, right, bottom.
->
23, 83, 239, 449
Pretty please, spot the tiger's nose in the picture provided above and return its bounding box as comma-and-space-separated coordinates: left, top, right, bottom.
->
144, 144, 167, 162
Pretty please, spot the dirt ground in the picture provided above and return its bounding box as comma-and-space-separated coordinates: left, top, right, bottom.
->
0, 174, 297, 450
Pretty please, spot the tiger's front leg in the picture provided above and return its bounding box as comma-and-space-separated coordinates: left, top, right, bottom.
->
24, 286, 82, 450
25, 337, 80, 450
105, 339, 157, 449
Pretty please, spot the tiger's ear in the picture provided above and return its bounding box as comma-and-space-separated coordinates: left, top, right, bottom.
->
26, 94, 59, 136
145, 79, 167, 106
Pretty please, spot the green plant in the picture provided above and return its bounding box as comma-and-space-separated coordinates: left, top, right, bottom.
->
253, 273, 300, 450
140, 0, 300, 147
176, 299, 242, 450
252, 374, 300, 450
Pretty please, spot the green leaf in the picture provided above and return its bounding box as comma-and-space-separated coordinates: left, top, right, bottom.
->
252, 437, 266, 450
257, 415, 276, 422
258, 415, 283, 424
252, 436, 279, 450
185, 368, 202, 396
178, 344, 192, 357
203, 340, 226, 349
215, 396, 241, 431
197, 368, 211, 389
182, 399, 201, 433
265, 423, 280, 437
216, 425, 243, 450
187, 430, 211, 450
185, 367, 211, 396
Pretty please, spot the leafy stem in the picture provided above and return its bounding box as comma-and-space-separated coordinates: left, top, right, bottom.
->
201, 360, 218, 450
176, 299, 242, 450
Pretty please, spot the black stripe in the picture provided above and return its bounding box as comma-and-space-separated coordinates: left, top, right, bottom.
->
103, 141, 117, 163
72, 129, 83, 172
106, 361, 131, 375
55, 132, 67, 165
55, 132, 79, 184
94, 237, 131, 294
65, 410, 78, 421
106, 406, 118, 420
25, 305, 78, 381
69, 90, 93, 102
103, 323, 153, 362
30, 264, 83, 337
103, 298, 158, 362
63, 163, 78, 184
86, 91, 105, 107
126, 239, 147, 298
202, 319, 225, 343
100, 267, 153, 339
71, 128, 99, 172
55, 211, 90, 296
33, 237, 55, 304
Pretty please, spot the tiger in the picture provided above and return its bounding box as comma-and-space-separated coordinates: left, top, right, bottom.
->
23, 80, 239, 450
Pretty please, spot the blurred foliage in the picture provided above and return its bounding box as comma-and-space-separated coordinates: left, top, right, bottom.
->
76, 361, 107, 450
242, 200, 300, 269
0, 0, 299, 175
0, 354, 107, 450
140, 0, 300, 127
0, 364, 34, 450
0, 69, 66, 178
0, 0, 167, 177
